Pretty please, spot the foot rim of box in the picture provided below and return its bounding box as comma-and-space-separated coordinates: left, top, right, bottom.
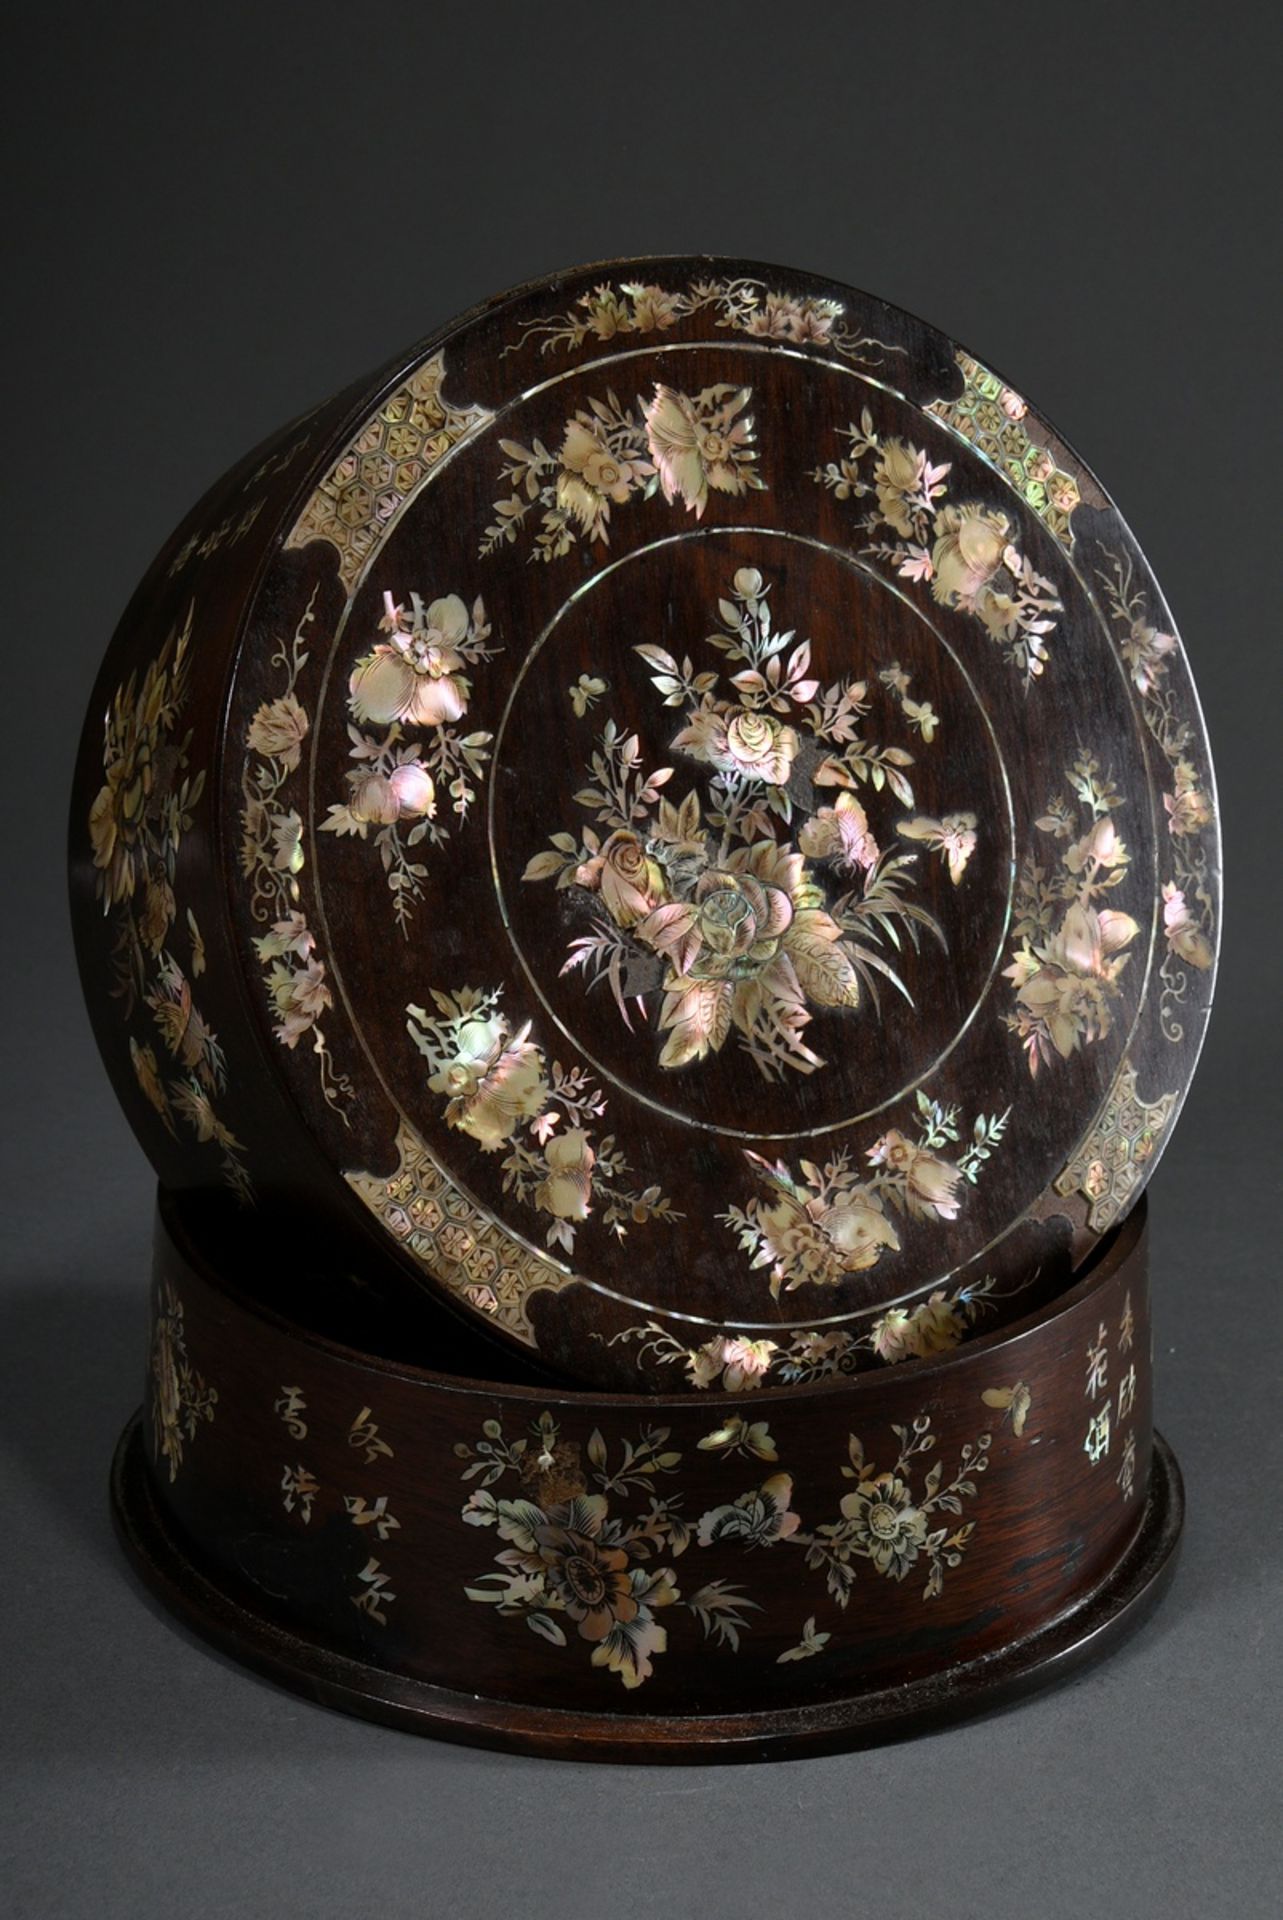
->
111, 1413, 1182, 1765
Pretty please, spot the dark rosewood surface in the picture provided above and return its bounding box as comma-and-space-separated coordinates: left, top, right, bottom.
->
115, 1186, 1173, 1758
69, 258, 1220, 1388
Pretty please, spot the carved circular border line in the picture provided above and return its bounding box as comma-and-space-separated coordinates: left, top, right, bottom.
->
290, 345, 1164, 1346
487, 523, 1018, 1143
230, 260, 1217, 1373
292, 336, 1039, 1338
295, 334, 1186, 1181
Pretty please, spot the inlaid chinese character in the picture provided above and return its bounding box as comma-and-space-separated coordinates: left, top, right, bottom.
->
349, 1406, 394, 1464
344, 1493, 401, 1542
351, 1557, 397, 1625
281, 1463, 319, 1523
1117, 1364, 1137, 1421
1084, 1406, 1111, 1465
274, 1385, 308, 1440
1117, 1431, 1137, 1501
1118, 1292, 1135, 1354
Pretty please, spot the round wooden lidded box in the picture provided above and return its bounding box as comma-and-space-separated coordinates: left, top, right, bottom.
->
75, 258, 1217, 1753
70, 256, 1220, 1400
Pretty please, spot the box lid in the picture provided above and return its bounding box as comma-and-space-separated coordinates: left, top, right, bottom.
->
78, 257, 1221, 1392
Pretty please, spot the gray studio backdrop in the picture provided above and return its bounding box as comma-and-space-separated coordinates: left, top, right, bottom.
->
4, 5, 1279, 1918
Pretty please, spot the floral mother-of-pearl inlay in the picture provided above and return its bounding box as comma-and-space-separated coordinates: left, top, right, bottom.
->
241, 587, 352, 1117
150, 1279, 217, 1482
499, 273, 903, 369
458, 1397, 1011, 1690
812, 410, 1063, 684
405, 987, 681, 1260
1096, 552, 1216, 1041
92, 601, 254, 1195
1003, 750, 1142, 1074
524, 566, 980, 1082
481, 384, 766, 564
322, 589, 498, 934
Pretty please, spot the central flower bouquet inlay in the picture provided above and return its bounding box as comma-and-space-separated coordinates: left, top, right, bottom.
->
523, 567, 979, 1081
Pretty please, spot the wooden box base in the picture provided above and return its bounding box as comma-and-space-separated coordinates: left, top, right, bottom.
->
111, 1189, 1181, 1763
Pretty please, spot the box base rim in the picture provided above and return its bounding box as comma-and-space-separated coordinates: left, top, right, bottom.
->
110, 1413, 1183, 1765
